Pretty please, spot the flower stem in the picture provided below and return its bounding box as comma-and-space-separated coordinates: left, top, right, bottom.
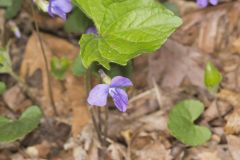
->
103, 106, 109, 147
30, 2, 59, 116
85, 68, 103, 144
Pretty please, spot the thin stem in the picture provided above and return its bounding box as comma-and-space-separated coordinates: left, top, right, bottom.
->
89, 106, 103, 144
85, 68, 103, 144
97, 107, 102, 135
103, 106, 109, 147
30, 2, 58, 116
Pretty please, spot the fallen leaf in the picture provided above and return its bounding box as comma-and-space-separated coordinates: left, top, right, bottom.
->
227, 135, 240, 160
173, 2, 240, 54
148, 39, 205, 88
3, 85, 32, 112
107, 143, 127, 160
133, 141, 172, 160
20, 32, 89, 136
225, 108, 240, 135
217, 89, 240, 108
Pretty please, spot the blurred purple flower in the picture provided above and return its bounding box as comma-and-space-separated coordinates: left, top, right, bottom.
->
48, 0, 73, 20
87, 76, 133, 112
196, 0, 218, 8
86, 27, 97, 34
8, 21, 21, 39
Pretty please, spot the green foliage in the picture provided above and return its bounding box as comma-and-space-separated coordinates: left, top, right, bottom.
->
51, 56, 71, 80
0, 0, 12, 7
75, 0, 182, 69
0, 106, 42, 142
0, 48, 12, 74
0, 81, 6, 94
204, 62, 222, 92
105, 62, 133, 78
168, 99, 212, 146
64, 8, 92, 33
71, 54, 86, 76
5, 0, 22, 20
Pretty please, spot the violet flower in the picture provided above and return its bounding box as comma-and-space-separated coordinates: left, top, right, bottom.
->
87, 76, 133, 112
48, 0, 73, 20
196, 0, 218, 8
86, 27, 97, 34
8, 21, 21, 39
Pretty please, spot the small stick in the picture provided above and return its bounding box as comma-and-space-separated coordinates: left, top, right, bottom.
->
85, 68, 103, 144
30, 2, 58, 116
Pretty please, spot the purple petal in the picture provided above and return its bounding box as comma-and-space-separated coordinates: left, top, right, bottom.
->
196, 0, 208, 8
48, 0, 72, 20
109, 88, 128, 112
110, 76, 133, 88
87, 84, 109, 107
86, 27, 97, 34
50, 0, 72, 13
50, 7, 67, 20
209, 0, 218, 5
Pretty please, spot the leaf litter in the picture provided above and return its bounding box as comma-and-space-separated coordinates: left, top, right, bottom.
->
1, 0, 240, 160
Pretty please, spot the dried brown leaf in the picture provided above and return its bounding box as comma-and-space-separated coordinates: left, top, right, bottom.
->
20, 32, 89, 136
227, 135, 240, 160
225, 109, 240, 135
148, 39, 205, 88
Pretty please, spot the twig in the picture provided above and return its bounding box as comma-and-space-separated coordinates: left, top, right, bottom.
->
129, 88, 154, 103
152, 78, 162, 108
30, 2, 58, 116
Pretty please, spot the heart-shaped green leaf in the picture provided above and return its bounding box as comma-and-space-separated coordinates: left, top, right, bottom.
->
204, 62, 222, 92
75, 0, 182, 69
168, 100, 211, 146
0, 106, 42, 142
0, 48, 12, 74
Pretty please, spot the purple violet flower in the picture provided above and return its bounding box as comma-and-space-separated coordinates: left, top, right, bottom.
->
196, 0, 219, 8
86, 27, 97, 34
87, 76, 133, 112
48, 0, 73, 20
8, 21, 21, 39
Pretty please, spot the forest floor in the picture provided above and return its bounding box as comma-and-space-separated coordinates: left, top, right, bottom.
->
0, 0, 240, 160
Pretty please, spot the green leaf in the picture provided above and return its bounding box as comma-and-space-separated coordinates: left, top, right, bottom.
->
51, 56, 71, 80
204, 62, 222, 92
0, 106, 42, 142
0, 47, 12, 73
76, 0, 182, 69
5, 0, 22, 20
0, 0, 13, 7
168, 99, 212, 146
0, 81, 6, 94
71, 54, 86, 76
64, 8, 92, 33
